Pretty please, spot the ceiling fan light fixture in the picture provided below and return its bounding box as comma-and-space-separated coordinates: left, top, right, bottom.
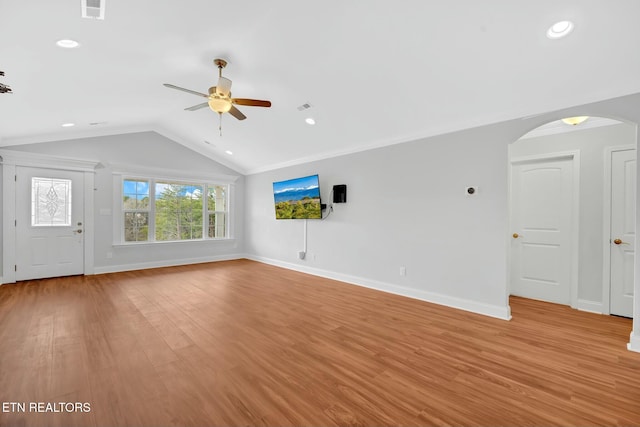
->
208, 97, 232, 113
561, 116, 589, 126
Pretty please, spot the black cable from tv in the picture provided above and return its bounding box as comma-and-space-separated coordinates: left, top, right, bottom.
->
322, 189, 334, 220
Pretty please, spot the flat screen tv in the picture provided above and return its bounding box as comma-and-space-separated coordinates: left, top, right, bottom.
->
273, 174, 322, 219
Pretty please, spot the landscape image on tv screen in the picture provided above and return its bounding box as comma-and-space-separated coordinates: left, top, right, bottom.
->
273, 174, 322, 219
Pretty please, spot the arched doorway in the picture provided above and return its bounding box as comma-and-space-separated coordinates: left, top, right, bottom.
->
508, 116, 636, 317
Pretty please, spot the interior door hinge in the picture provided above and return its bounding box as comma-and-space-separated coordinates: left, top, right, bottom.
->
14, 174, 17, 181
14, 265, 17, 271
15, 220, 17, 227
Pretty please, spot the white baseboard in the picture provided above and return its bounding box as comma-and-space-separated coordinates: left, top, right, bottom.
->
93, 253, 245, 275
628, 331, 640, 353
577, 299, 604, 314
246, 254, 511, 321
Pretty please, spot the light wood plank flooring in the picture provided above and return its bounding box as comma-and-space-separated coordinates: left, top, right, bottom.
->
0, 259, 639, 426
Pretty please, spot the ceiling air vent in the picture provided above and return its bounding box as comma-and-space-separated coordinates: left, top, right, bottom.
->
297, 103, 312, 111
81, 0, 106, 20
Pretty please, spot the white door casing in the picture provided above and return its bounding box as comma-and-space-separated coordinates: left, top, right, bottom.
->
1, 150, 97, 284
606, 147, 636, 317
509, 152, 579, 307
15, 167, 85, 280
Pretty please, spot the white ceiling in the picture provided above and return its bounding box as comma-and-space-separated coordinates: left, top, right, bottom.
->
1, 0, 640, 174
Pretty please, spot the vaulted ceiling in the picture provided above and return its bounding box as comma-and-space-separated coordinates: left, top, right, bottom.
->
1, 0, 639, 174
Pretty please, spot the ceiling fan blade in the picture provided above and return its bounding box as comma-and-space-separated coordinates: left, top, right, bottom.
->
228, 105, 247, 121
185, 102, 209, 111
232, 98, 272, 107
163, 83, 208, 98
217, 77, 232, 97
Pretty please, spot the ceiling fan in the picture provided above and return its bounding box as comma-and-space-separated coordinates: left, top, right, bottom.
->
164, 58, 271, 133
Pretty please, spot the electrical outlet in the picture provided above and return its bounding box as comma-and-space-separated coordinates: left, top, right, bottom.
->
106, 252, 113, 259
400, 266, 406, 276
298, 251, 306, 260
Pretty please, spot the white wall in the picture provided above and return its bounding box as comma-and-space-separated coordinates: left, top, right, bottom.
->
510, 122, 636, 310
1, 131, 244, 275
245, 124, 515, 319
245, 94, 640, 329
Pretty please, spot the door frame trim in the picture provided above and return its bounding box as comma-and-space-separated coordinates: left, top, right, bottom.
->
602, 145, 636, 315
508, 150, 581, 309
0, 150, 99, 284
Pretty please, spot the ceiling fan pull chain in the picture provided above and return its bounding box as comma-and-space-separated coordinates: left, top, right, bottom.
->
219, 113, 223, 136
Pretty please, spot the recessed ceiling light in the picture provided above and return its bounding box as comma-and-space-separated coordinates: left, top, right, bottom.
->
56, 39, 80, 48
61, 123, 75, 127
546, 21, 574, 39
225, 150, 233, 155
305, 118, 316, 125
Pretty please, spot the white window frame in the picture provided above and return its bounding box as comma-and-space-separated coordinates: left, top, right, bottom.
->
206, 184, 229, 239
122, 178, 152, 242
112, 164, 238, 246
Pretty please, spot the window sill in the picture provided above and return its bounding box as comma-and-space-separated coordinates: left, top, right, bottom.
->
113, 238, 235, 247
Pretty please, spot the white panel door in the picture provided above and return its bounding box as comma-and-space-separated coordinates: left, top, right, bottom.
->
610, 149, 636, 317
15, 167, 85, 281
510, 158, 574, 305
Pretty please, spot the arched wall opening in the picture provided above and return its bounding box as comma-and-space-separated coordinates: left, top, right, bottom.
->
506, 114, 639, 350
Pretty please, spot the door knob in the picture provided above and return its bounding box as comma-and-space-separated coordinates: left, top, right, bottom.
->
512, 233, 520, 239
74, 229, 83, 234
613, 238, 629, 245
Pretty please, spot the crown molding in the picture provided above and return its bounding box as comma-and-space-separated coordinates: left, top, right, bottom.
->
108, 161, 240, 183
0, 149, 100, 172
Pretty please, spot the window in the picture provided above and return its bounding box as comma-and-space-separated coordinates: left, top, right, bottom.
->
155, 182, 203, 241
121, 178, 229, 243
207, 185, 227, 238
32, 177, 72, 226
123, 179, 149, 242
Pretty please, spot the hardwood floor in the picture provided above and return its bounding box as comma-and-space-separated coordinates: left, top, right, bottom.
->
0, 259, 639, 426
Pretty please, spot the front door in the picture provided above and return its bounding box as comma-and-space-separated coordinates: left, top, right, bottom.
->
15, 167, 85, 281
510, 156, 575, 305
610, 149, 636, 317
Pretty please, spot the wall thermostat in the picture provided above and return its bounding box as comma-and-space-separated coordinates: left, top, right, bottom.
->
466, 186, 478, 196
